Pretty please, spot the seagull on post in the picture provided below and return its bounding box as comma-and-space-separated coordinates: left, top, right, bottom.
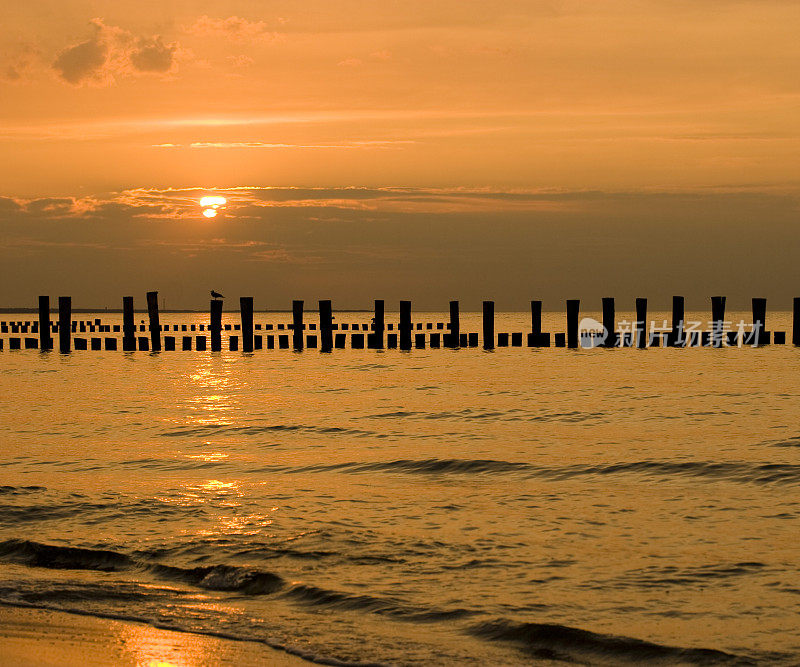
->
210, 290, 224, 300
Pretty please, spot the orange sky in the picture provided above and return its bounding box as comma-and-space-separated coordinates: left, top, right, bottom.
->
2, 1, 800, 308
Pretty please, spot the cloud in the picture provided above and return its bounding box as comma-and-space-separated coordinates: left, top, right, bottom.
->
187, 16, 280, 43
5, 186, 799, 227
52, 19, 179, 85
4, 184, 800, 310
337, 58, 362, 67
52, 20, 109, 84
130, 36, 177, 73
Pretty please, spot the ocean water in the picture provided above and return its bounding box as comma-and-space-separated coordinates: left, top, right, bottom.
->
0, 310, 799, 665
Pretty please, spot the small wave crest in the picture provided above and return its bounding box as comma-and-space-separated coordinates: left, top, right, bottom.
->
468, 619, 753, 665
283, 583, 474, 622
0, 539, 285, 595
269, 457, 800, 485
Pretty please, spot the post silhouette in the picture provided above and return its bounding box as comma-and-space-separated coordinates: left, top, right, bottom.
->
635, 298, 647, 348
319, 300, 333, 352
371, 299, 385, 349
400, 301, 412, 350
240, 296, 254, 352
122, 296, 135, 351
58, 296, 71, 353
146, 291, 161, 352
752, 297, 767, 346
602, 297, 615, 348
38, 296, 51, 351
793, 298, 800, 346
529, 300, 543, 347
292, 300, 304, 351
711, 296, 726, 347
483, 301, 495, 349
671, 296, 685, 347
210, 300, 223, 351
531, 300, 542, 336
448, 300, 460, 348
566, 299, 579, 348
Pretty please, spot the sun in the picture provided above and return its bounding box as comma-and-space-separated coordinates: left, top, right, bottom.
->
199, 195, 227, 219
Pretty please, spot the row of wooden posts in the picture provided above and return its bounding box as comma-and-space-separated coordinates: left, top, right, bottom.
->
3, 294, 800, 353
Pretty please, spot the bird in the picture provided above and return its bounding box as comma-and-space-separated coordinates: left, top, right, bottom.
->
210, 290, 224, 300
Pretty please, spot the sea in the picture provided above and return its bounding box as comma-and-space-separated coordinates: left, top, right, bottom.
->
0, 310, 798, 665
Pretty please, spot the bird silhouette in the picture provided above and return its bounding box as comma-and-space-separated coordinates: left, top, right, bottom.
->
210, 290, 224, 300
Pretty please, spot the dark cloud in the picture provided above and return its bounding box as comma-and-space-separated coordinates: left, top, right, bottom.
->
0, 197, 24, 216
130, 36, 177, 73
52, 21, 109, 84
2, 186, 799, 310
52, 19, 179, 85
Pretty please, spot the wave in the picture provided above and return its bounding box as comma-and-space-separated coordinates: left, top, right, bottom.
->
0, 539, 469, 621
282, 583, 474, 622
0, 539, 284, 595
160, 423, 375, 438
364, 408, 604, 423
603, 562, 768, 590
263, 457, 800, 485
768, 435, 800, 448
468, 619, 754, 665
289, 458, 532, 476
0, 540, 780, 664
545, 461, 800, 486
0, 485, 46, 495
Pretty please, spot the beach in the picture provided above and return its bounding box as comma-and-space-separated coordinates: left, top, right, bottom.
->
0, 605, 308, 666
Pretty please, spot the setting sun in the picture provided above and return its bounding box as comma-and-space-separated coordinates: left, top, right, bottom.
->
200, 195, 226, 219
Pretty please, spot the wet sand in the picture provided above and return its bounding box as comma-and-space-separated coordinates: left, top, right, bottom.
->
0, 605, 310, 666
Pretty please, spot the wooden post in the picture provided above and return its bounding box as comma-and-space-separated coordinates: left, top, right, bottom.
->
448, 300, 460, 348
602, 297, 615, 348
752, 297, 767, 346
240, 296, 254, 352
566, 299, 579, 348
528, 300, 543, 347
793, 298, 800, 346
400, 301, 412, 350
122, 296, 135, 351
671, 296, 685, 347
38, 296, 51, 351
531, 300, 542, 337
146, 291, 161, 352
635, 298, 647, 348
210, 300, 223, 351
483, 301, 495, 349
370, 299, 385, 349
58, 296, 71, 353
711, 296, 726, 347
292, 300, 304, 351
319, 300, 333, 352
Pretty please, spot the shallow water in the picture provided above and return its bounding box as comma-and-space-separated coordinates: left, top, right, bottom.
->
0, 311, 798, 665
